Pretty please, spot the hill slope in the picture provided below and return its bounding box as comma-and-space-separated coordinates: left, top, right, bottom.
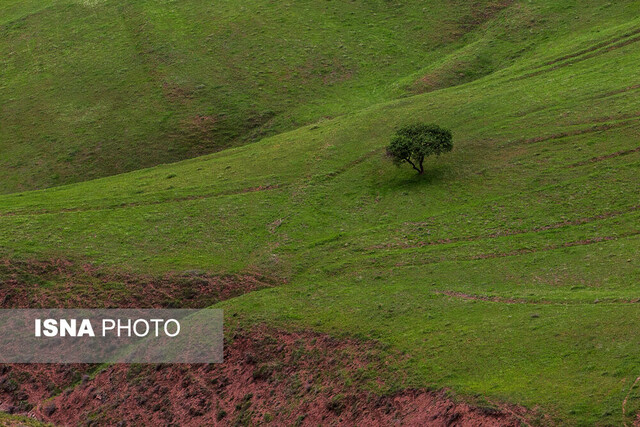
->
2, 0, 635, 194
0, 0, 517, 193
1, 0, 640, 425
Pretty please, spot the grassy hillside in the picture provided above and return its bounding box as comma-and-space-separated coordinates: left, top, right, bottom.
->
1, 0, 635, 194
0, 0, 518, 193
2, 0, 640, 424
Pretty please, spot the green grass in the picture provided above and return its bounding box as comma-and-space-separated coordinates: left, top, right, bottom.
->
2, 0, 636, 194
0, 412, 51, 426
0, 0, 517, 193
2, 0, 640, 425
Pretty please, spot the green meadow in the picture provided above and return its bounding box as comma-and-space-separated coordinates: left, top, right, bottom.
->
1, 0, 640, 424
0, 0, 521, 193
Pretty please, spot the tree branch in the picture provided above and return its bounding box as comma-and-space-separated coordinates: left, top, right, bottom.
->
404, 158, 422, 174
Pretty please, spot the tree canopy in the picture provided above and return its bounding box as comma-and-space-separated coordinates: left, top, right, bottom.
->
386, 123, 453, 174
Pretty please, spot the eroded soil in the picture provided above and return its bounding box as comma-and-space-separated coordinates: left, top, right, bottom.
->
33, 326, 527, 426
0, 259, 530, 426
0, 258, 273, 309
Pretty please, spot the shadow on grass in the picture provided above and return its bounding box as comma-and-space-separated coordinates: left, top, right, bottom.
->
382, 163, 452, 191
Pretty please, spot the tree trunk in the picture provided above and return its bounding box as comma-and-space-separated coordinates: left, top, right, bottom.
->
405, 158, 422, 174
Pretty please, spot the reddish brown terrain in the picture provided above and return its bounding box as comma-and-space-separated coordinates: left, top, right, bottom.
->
0, 258, 273, 309
0, 259, 530, 426
31, 327, 527, 426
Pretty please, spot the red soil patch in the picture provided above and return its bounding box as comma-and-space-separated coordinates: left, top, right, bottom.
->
0, 258, 274, 309
0, 364, 91, 415
0, 258, 276, 417
32, 326, 528, 426
0, 260, 531, 425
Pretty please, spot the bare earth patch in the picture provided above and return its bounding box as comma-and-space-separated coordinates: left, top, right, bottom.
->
0, 258, 275, 418
33, 326, 528, 426
0, 258, 274, 309
0, 364, 91, 416
0, 259, 531, 425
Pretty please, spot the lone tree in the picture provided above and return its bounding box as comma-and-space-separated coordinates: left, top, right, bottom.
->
386, 123, 453, 174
